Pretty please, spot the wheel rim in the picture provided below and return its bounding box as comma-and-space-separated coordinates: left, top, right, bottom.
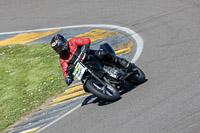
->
92, 81, 114, 96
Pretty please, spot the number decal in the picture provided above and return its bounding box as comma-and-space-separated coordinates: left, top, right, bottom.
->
73, 63, 86, 80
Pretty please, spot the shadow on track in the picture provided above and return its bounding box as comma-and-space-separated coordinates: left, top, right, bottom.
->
81, 80, 148, 106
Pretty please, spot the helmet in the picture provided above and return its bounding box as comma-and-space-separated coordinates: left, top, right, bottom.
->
50, 34, 68, 54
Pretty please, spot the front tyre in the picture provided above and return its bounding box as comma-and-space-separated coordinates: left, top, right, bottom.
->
85, 79, 120, 102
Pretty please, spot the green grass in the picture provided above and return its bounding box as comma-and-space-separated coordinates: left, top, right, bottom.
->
0, 43, 67, 131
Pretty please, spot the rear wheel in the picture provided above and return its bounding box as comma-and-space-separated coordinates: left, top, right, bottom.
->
85, 79, 120, 102
126, 66, 146, 85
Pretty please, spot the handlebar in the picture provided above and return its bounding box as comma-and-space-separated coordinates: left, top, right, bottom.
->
73, 45, 87, 65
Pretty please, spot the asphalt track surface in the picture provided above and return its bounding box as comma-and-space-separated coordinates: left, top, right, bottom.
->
1, 0, 200, 133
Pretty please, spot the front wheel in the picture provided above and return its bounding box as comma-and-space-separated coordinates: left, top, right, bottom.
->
85, 79, 120, 102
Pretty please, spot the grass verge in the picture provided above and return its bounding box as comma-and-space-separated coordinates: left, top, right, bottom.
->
0, 43, 67, 131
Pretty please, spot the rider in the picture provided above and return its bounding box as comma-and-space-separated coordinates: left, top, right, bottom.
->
50, 34, 137, 86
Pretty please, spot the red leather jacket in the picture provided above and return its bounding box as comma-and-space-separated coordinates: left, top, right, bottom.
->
59, 38, 90, 78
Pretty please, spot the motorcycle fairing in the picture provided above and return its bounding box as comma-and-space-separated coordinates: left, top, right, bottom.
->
85, 55, 103, 71
99, 43, 116, 55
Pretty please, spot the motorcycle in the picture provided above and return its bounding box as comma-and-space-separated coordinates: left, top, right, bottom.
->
72, 43, 146, 102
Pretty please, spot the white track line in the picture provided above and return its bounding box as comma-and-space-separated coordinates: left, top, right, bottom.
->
33, 103, 81, 133
1, 24, 143, 133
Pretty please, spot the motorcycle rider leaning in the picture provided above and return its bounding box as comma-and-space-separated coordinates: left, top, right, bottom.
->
50, 34, 137, 86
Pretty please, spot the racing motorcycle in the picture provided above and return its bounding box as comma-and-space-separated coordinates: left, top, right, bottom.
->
72, 43, 146, 101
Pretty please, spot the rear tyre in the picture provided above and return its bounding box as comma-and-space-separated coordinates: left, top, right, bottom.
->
126, 66, 146, 85
85, 79, 120, 102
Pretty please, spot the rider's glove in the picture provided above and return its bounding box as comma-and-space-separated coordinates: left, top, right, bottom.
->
66, 65, 75, 75
84, 43, 90, 49
65, 65, 75, 86
65, 75, 73, 86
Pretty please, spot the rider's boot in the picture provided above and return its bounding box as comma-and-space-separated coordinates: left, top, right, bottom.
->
113, 55, 146, 85
112, 56, 137, 72
94, 49, 137, 72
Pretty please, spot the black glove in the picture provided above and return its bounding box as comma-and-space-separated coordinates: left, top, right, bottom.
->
66, 64, 75, 75
84, 43, 90, 49
65, 76, 73, 86
65, 65, 75, 86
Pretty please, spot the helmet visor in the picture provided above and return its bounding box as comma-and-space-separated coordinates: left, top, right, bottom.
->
52, 40, 67, 54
